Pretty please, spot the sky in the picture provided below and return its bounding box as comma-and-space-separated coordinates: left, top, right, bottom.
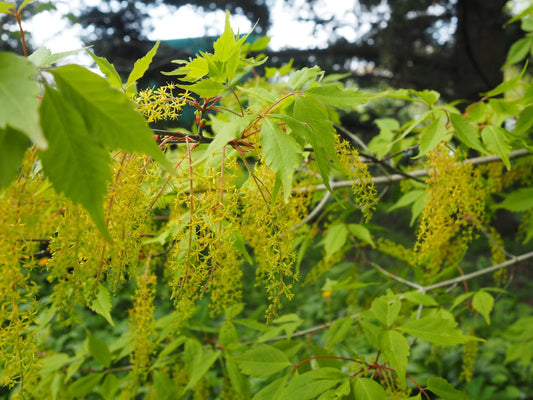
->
22, 0, 384, 67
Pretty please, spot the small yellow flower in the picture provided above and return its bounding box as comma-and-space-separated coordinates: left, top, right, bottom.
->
322, 290, 332, 299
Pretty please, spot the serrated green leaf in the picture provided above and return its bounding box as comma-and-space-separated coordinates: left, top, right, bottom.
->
494, 187, 533, 212
289, 66, 323, 90
323, 223, 348, 259
100, 373, 119, 400
481, 126, 512, 169
418, 111, 448, 156
0, 52, 47, 149
327, 317, 353, 347
126, 41, 159, 88
380, 330, 409, 389
402, 291, 437, 306
483, 63, 527, 97
205, 114, 255, 159
514, 104, 533, 135
0, 127, 29, 189
260, 117, 303, 201
163, 56, 209, 79
503, 37, 533, 67
0, 2, 15, 13
370, 293, 401, 328
252, 376, 286, 400
213, 11, 236, 62
280, 368, 346, 400
87, 332, 112, 368
414, 89, 440, 105
85, 50, 122, 89
450, 292, 475, 311
292, 94, 339, 190
51, 65, 173, 172
39, 86, 111, 238
18, 0, 37, 11
427, 377, 470, 400
67, 373, 104, 398
397, 314, 471, 346
88, 284, 115, 326
347, 224, 375, 248
29, 46, 82, 68
236, 344, 292, 377
353, 377, 387, 400
181, 78, 226, 97
472, 291, 494, 325
388, 190, 425, 212
449, 113, 486, 154
227, 360, 251, 398
184, 338, 220, 392
360, 320, 385, 348
306, 84, 371, 108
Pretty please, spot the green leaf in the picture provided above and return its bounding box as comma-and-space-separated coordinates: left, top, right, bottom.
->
481, 126, 512, 169
494, 187, 533, 212
236, 344, 292, 377
38, 86, 111, 237
397, 312, 472, 346
67, 373, 104, 398
483, 63, 527, 98
353, 377, 387, 400
184, 338, 220, 392
85, 50, 123, 89
260, 117, 303, 201
280, 368, 346, 400
0, 52, 47, 149
99, 374, 119, 400
163, 57, 208, 79
88, 284, 115, 326
418, 111, 448, 156
213, 11, 237, 62
252, 376, 286, 400
412, 89, 440, 105
289, 66, 323, 90
18, 0, 38, 11
205, 114, 255, 159
28, 46, 82, 68
503, 37, 533, 67
87, 332, 112, 368
449, 113, 486, 154
327, 317, 353, 347
402, 291, 438, 306
513, 104, 533, 135
226, 360, 251, 398
323, 223, 348, 259
388, 189, 425, 212
306, 84, 371, 108
182, 78, 227, 97
370, 292, 401, 328
347, 224, 375, 248
0, 127, 29, 189
426, 377, 470, 400
380, 330, 409, 389
360, 320, 385, 348
291, 94, 339, 190
126, 41, 160, 88
472, 291, 494, 325
51, 65, 173, 171
0, 2, 16, 13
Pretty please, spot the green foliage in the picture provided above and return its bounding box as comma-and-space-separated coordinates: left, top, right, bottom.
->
1, 4, 533, 400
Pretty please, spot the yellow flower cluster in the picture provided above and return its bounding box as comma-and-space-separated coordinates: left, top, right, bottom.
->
415, 145, 486, 275
134, 84, 192, 123
335, 136, 378, 222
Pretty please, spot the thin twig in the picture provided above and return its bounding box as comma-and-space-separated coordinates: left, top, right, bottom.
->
297, 149, 531, 192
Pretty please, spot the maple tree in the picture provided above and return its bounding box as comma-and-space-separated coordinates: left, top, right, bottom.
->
1, 1, 533, 399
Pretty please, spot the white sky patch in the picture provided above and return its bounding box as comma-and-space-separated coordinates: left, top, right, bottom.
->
145, 5, 253, 40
